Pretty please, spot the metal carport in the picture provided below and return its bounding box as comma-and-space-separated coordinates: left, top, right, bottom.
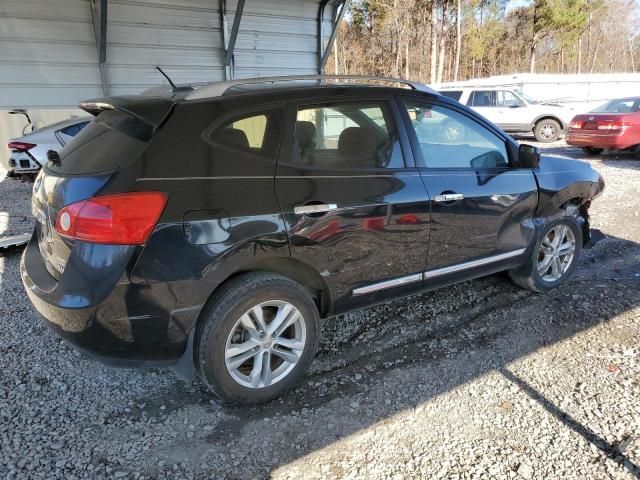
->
0, 0, 347, 109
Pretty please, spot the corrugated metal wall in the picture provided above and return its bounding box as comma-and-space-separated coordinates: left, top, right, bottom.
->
0, 0, 102, 108
0, 0, 338, 107
0, 0, 339, 167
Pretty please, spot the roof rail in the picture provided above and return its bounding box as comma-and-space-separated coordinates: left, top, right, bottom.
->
185, 75, 437, 100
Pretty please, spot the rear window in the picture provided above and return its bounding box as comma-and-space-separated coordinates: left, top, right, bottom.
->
59, 121, 89, 137
591, 99, 640, 113
439, 90, 463, 101
46, 110, 149, 175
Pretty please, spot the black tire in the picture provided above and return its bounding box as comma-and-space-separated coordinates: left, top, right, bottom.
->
582, 147, 604, 155
533, 118, 561, 143
509, 215, 582, 292
195, 272, 320, 405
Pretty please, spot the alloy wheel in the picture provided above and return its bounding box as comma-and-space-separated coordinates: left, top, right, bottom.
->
224, 300, 306, 389
444, 123, 463, 142
536, 224, 576, 282
539, 123, 557, 140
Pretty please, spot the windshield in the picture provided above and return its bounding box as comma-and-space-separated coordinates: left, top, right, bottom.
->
591, 98, 640, 113
517, 92, 538, 104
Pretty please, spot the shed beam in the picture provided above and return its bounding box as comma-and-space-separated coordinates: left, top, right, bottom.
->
90, 0, 108, 96
223, 0, 246, 78
320, 0, 349, 73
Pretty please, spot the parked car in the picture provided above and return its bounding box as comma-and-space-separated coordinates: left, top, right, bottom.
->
439, 87, 574, 142
21, 76, 604, 405
7, 117, 91, 179
566, 97, 640, 155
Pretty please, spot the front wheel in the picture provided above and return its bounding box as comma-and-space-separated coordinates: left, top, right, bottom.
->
195, 272, 320, 405
533, 118, 561, 143
509, 216, 582, 292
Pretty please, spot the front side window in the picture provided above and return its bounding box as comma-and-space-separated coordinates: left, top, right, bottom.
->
496, 91, 523, 107
293, 102, 404, 169
208, 109, 282, 159
403, 100, 509, 169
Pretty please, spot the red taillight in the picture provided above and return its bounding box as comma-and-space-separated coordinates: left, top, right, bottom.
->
570, 120, 582, 129
55, 192, 168, 245
597, 120, 630, 131
8, 141, 36, 152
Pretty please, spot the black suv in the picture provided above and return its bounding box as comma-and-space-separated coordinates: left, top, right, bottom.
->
21, 76, 604, 404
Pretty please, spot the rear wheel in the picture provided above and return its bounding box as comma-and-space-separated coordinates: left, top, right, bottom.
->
195, 273, 320, 404
582, 147, 604, 155
533, 118, 561, 143
509, 216, 582, 292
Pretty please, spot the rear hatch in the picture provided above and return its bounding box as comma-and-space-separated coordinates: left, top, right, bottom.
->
31, 96, 174, 280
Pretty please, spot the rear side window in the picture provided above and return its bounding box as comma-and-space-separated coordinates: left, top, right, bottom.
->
469, 91, 495, 107
207, 109, 282, 159
47, 111, 148, 175
439, 90, 463, 101
59, 121, 89, 137
292, 101, 404, 169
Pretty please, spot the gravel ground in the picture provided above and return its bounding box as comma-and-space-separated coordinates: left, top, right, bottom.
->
1, 142, 639, 479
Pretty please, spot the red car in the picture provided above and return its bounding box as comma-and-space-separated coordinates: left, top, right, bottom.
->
566, 97, 640, 155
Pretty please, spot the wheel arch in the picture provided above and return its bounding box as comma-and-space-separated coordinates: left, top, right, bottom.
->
173, 255, 332, 382
533, 114, 566, 131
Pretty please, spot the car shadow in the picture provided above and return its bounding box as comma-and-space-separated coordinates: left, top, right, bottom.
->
116, 233, 640, 478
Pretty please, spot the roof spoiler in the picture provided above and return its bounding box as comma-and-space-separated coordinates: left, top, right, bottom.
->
79, 96, 175, 129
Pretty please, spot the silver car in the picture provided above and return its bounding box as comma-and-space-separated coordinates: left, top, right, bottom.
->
7, 117, 91, 178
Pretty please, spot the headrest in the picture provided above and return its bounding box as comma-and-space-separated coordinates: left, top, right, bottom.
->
214, 127, 250, 150
295, 121, 316, 152
337, 127, 377, 160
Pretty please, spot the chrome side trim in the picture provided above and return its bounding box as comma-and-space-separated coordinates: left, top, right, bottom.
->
353, 272, 423, 296
424, 248, 527, 279
294, 204, 337, 215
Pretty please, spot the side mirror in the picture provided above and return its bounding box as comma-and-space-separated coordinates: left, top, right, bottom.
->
518, 144, 540, 169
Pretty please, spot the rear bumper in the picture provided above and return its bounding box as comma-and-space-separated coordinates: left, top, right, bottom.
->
566, 130, 638, 150
20, 234, 201, 367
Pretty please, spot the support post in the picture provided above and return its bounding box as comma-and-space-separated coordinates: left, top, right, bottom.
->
223, 0, 246, 79
90, 0, 108, 96
319, 0, 349, 74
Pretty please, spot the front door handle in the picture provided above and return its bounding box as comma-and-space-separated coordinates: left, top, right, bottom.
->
433, 193, 464, 203
294, 203, 338, 215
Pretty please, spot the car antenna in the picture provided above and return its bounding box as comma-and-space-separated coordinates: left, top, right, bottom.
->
155, 66, 193, 93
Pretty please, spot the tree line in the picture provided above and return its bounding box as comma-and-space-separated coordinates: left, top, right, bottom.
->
327, 0, 640, 83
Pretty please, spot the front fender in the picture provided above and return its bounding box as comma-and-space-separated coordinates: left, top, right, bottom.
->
533, 156, 604, 218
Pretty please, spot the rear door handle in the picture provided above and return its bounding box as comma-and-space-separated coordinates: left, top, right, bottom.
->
294, 203, 338, 215
433, 193, 464, 203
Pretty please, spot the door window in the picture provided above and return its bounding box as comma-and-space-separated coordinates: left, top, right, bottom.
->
293, 102, 404, 169
469, 91, 495, 107
496, 91, 523, 107
402, 101, 509, 169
